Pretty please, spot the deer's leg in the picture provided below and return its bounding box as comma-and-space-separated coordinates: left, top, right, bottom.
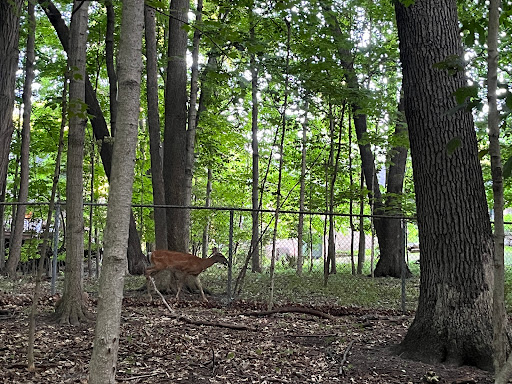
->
175, 272, 184, 301
146, 275, 153, 301
196, 276, 208, 302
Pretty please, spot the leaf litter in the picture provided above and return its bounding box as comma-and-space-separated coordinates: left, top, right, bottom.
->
0, 281, 494, 383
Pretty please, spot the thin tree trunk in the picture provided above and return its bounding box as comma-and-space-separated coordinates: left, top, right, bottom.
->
201, 168, 212, 258
38, 0, 147, 275
0, 0, 23, 196
55, 0, 90, 325
87, 140, 95, 277
88, 0, 144, 380
6, 1, 35, 278
268, 20, 290, 311
144, 4, 167, 250
487, 0, 508, 377
297, 100, 308, 276
27, 72, 67, 372
105, 1, 117, 137
250, 28, 261, 272
357, 169, 365, 274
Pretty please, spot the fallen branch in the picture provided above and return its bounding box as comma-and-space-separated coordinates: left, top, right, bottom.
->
119, 371, 165, 381
339, 340, 355, 376
148, 277, 257, 331
241, 306, 334, 320
276, 333, 338, 339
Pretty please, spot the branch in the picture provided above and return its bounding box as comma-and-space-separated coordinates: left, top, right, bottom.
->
148, 277, 257, 331
241, 306, 334, 320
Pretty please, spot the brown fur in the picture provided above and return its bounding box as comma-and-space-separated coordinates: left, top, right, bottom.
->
145, 250, 227, 301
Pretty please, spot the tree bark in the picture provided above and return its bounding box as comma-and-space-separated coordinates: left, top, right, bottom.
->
184, 0, 203, 211
105, 1, 117, 137
373, 102, 410, 277
6, 1, 35, 278
163, 0, 190, 252
0, 0, 23, 196
89, 0, 144, 380
55, 0, 90, 325
486, 0, 508, 376
38, 0, 147, 275
395, 0, 494, 371
144, 5, 167, 250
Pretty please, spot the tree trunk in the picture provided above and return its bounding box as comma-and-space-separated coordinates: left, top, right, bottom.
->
373, 102, 410, 277
268, 20, 290, 310
105, 1, 117, 137
0, 0, 23, 195
486, 0, 508, 376
144, 5, 167, 250
297, 100, 309, 276
89, 0, 144, 380
38, 0, 147, 275
55, 0, 90, 325
250, 33, 261, 273
395, 0, 494, 371
184, 0, 203, 211
163, 0, 189, 252
321, 0, 409, 277
6, 2, 35, 278
201, 168, 212, 258
0, 183, 6, 272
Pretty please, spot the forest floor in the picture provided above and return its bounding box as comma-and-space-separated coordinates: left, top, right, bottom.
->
0, 274, 494, 384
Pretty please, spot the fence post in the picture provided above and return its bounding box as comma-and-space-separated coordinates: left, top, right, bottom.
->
51, 202, 60, 295
227, 209, 234, 301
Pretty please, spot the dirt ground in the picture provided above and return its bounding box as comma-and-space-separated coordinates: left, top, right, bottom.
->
0, 287, 494, 383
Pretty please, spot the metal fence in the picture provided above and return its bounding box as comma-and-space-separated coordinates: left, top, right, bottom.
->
4, 201, 512, 311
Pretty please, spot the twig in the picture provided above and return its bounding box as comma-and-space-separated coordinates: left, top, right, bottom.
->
277, 333, 338, 338
148, 277, 257, 331
241, 306, 334, 320
339, 340, 355, 376
118, 371, 165, 381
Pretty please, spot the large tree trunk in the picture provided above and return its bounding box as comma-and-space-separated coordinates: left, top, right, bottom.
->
0, 0, 23, 195
38, 0, 147, 275
183, 0, 202, 212
55, 0, 90, 325
395, 0, 494, 371
373, 102, 409, 277
5, 3, 35, 278
89, 0, 144, 379
144, 5, 167, 250
163, 0, 189, 252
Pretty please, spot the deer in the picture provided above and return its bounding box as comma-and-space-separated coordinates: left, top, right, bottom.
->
145, 248, 228, 302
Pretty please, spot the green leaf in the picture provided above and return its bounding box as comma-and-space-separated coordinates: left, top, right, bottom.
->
478, 149, 488, 160
452, 85, 479, 105
446, 136, 461, 156
503, 156, 512, 179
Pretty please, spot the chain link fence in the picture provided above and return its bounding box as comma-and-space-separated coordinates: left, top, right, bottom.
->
4, 202, 512, 311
